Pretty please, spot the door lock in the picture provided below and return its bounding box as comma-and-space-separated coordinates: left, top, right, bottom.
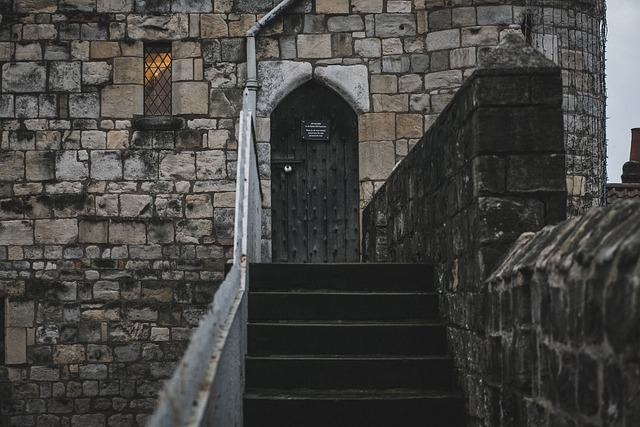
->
284, 165, 293, 173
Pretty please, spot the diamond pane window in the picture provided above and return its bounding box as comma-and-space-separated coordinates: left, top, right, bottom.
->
144, 44, 172, 115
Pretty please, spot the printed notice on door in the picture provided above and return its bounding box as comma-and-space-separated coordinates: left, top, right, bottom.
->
301, 120, 330, 141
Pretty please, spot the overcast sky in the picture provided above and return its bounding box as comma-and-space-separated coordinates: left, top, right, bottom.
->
606, 0, 640, 182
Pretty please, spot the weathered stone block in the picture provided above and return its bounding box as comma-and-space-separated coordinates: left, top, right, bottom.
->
79, 220, 108, 243
16, 96, 39, 120
113, 57, 143, 84
0, 152, 26, 181
101, 85, 144, 118
71, 414, 105, 427
173, 82, 209, 115
35, 219, 78, 244
15, 0, 57, 12
155, 195, 183, 217
15, 43, 43, 61
39, 94, 57, 118
474, 106, 563, 153
159, 151, 196, 180
396, 114, 424, 139
185, 194, 213, 218
31, 365, 60, 382
147, 221, 174, 243
56, 151, 88, 181
206, 129, 229, 149
453, 7, 476, 27
49, 62, 81, 92
0, 94, 14, 118
359, 141, 395, 181
316, 0, 348, 14
371, 75, 397, 94
425, 70, 462, 92
196, 150, 226, 179
4, 327, 27, 365
124, 150, 158, 180
373, 94, 407, 112
26, 151, 55, 181
359, 113, 396, 141
109, 221, 145, 244
82, 62, 112, 87
107, 130, 129, 149
382, 55, 410, 73
112, 343, 140, 364
399, 74, 423, 93
97, 0, 134, 12
69, 93, 100, 119
120, 194, 152, 217
428, 8, 452, 30
91, 150, 122, 180
125, 305, 158, 322
426, 29, 460, 51
176, 219, 213, 243
297, 34, 332, 58
201, 14, 229, 38
93, 281, 119, 300
81, 307, 121, 322
90, 41, 121, 59
354, 38, 381, 57
79, 364, 108, 380
478, 197, 544, 243
450, 47, 476, 69
2, 63, 47, 93
0, 221, 34, 245
53, 344, 85, 364
151, 327, 170, 341
127, 14, 189, 40
507, 154, 566, 192
172, 0, 212, 13
173, 58, 194, 81
6, 300, 35, 327
328, 15, 364, 32
352, 0, 382, 14
375, 14, 416, 37
462, 26, 499, 47
477, 5, 514, 26
23, 24, 57, 40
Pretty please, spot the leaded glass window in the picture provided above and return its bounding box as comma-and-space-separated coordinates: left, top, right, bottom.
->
144, 44, 172, 115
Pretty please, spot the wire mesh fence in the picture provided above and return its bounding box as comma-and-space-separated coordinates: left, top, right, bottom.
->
524, 0, 607, 216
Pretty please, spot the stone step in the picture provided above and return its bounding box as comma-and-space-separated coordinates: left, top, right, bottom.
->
248, 322, 448, 356
244, 389, 466, 427
244, 263, 465, 425
248, 291, 440, 322
249, 263, 435, 292
245, 355, 457, 390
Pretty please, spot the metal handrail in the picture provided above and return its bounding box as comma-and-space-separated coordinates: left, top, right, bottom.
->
148, 92, 263, 427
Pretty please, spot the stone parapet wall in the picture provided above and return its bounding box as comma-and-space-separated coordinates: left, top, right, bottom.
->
482, 200, 640, 425
363, 32, 568, 425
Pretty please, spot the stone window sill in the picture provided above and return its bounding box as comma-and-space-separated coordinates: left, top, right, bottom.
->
132, 116, 184, 131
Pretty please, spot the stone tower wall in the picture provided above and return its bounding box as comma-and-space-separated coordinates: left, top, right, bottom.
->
0, 0, 605, 425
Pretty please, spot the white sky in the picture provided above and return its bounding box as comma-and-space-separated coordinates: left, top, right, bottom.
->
606, 0, 640, 182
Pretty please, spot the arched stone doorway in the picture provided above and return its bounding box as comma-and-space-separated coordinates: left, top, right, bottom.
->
270, 81, 360, 263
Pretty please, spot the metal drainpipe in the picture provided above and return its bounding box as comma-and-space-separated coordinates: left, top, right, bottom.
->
245, 0, 299, 114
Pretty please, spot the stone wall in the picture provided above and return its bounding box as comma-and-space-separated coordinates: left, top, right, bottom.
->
362, 32, 568, 425
0, 0, 605, 425
482, 200, 640, 426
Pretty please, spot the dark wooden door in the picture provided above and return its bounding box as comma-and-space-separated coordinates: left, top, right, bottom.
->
271, 82, 359, 263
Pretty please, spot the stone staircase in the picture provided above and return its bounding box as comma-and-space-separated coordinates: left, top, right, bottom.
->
243, 263, 466, 427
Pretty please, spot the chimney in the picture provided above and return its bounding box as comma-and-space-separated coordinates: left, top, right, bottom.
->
621, 128, 640, 183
